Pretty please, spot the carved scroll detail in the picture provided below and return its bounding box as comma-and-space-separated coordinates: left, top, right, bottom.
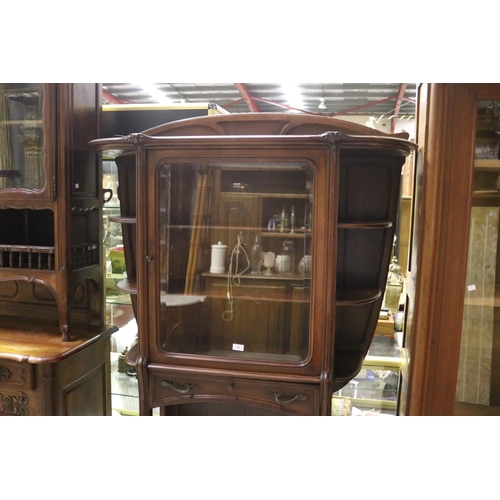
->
0, 391, 29, 415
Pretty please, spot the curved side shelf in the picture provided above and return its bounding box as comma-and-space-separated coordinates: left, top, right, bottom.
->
336, 287, 381, 306
116, 278, 137, 295
109, 216, 137, 225
332, 349, 364, 392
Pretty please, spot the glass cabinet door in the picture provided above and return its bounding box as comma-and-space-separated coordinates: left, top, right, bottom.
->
0, 83, 53, 196
157, 160, 314, 364
456, 98, 500, 413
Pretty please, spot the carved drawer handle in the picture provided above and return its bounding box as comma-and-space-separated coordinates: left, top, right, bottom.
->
161, 380, 198, 394
269, 392, 308, 405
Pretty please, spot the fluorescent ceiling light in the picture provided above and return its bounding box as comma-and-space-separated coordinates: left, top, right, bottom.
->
282, 83, 303, 109
137, 83, 171, 104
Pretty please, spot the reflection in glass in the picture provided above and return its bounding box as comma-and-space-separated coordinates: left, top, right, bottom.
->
456, 100, 500, 412
157, 161, 313, 363
0, 83, 44, 191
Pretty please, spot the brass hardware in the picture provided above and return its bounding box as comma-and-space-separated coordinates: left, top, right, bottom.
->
161, 380, 198, 394
269, 392, 307, 405
146, 255, 154, 263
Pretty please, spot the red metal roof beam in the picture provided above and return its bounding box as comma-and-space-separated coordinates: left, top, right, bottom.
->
391, 83, 408, 133
234, 83, 261, 112
102, 89, 124, 104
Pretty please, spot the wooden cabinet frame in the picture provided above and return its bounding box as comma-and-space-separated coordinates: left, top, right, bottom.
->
402, 84, 500, 415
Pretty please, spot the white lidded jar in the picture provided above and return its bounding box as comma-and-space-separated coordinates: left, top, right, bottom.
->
210, 241, 227, 274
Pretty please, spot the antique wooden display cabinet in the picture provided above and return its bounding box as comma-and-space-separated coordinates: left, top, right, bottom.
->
0, 83, 114, 416
0, 83, 105, 341
92, 114, 415, 416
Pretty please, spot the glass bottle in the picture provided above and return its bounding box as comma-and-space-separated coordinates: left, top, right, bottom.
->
290, 205, 296, 233
279, 240, 295, 275
250, 234, 264, 275
280, 205, 288, 233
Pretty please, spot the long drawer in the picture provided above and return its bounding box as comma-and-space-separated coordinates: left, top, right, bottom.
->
150, 370, 320, 416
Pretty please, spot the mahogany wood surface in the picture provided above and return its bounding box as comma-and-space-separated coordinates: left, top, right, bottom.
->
0, 321, 116, 415
0, 316, 116, 363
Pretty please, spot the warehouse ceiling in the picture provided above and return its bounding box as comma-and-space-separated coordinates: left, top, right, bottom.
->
102, 83, 417, 120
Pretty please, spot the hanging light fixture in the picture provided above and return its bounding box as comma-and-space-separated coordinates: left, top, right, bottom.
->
318, 98, 327, 110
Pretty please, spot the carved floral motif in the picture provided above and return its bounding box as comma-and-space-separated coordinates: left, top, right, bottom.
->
0, 391, 29, 415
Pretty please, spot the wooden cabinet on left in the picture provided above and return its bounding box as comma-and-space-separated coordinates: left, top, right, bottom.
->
0, 317, 116, 416
0, 84, 104, 342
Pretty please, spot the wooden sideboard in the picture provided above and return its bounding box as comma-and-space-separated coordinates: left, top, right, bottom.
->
0, 317, 116, 416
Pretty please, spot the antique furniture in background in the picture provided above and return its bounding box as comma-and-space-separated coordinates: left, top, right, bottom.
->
0, 83, 115, 416
0, 84, 105, 341
92, 113, 415, 416
400, 84, 500, 416
0, 318, 115, 416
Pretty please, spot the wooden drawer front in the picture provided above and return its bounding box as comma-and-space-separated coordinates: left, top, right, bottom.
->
152, 372, 319, 415
0, 361, 34, 390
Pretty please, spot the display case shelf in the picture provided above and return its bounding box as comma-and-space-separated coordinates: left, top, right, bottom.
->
116, 278, 137, 295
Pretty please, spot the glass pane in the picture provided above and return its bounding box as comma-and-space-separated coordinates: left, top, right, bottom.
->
158, 161, 313, 363
0, 83, 45, 191
455, 99, 500, 415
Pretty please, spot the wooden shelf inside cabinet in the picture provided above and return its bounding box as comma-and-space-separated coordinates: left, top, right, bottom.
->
220, 191, 310, 199
261, 230, 311, 239
474, 159, 500, 170
338, 221, 393, 229
202, 273, 308, 303
472, 190, 500, 199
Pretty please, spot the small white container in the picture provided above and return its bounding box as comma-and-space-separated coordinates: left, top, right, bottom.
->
275, 254, 291, 274
210, 242, 227, 274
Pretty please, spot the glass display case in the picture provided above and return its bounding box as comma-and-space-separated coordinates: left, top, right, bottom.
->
92, 113, 415, 416
332, 335, 401, 416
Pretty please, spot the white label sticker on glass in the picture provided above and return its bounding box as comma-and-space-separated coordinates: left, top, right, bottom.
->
468, 284, 476, 291
75, 183, 80, 189
232, 343, 244, 352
